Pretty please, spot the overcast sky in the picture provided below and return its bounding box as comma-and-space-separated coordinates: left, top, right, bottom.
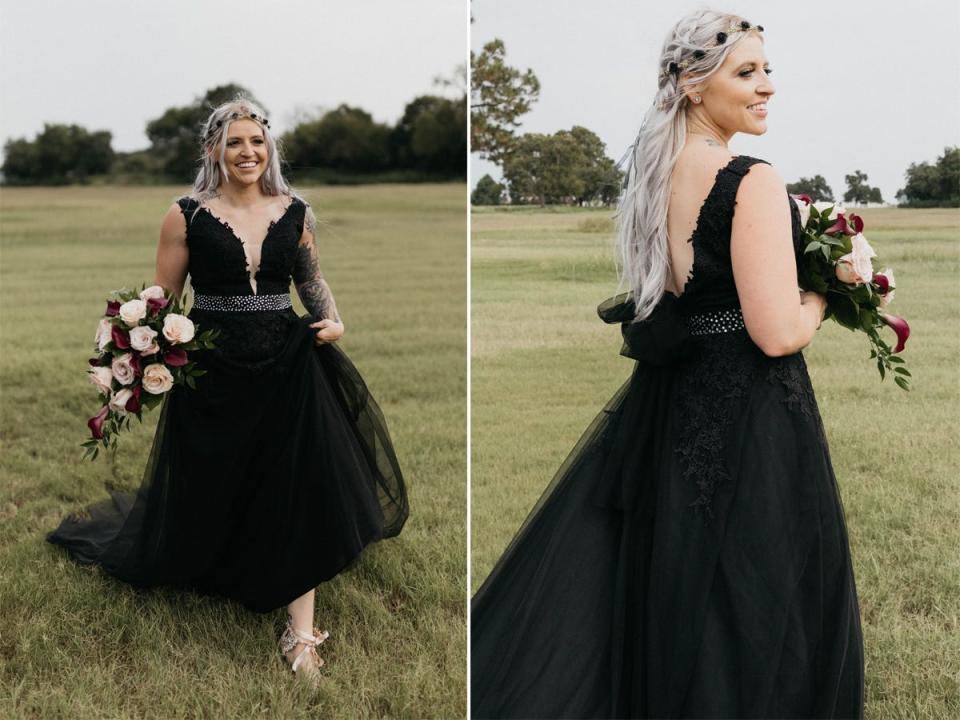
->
472, 0, 960, 203
0, 0, 466, 153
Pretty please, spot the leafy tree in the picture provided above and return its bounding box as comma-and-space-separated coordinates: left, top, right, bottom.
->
392, 94, 467, 175
145, 83, 265, 182
282, 104, 392, 173
786, 175, 834, 202
843, 170, 883, 206
502, 127, 622, 206
895, 146, 959, 207
471, 174, 505, 205
471, 39, 540, 165
2, 123, 113, 185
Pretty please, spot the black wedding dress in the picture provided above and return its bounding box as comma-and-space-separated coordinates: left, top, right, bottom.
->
471, 156, 864, 718
48, 195, 408, 613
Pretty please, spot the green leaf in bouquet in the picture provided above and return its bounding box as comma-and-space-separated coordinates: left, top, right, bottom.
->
804, 240, 822, 254
894, 375, 910, 390
820, 245, 831, 262
877, 359, 885, 380
185, 374, 196, 389
887, 355, 905, 364
829, 292, 861, 329
809, 205, 821, 220
858, 308, 876, 332
893, 367, 911, 376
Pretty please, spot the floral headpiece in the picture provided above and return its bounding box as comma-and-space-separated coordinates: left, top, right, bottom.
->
658, 19, 764, 82
201, 109, 271, 143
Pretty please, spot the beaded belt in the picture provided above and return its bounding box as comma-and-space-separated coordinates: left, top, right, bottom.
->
686, 306, 746, 336
192, 293, 292, 312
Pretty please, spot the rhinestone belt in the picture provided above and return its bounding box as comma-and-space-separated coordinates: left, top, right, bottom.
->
686, 306, 746, 336
192, 292, 292, 312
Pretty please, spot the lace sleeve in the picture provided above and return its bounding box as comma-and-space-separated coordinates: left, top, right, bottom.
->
292, 203, 341, 322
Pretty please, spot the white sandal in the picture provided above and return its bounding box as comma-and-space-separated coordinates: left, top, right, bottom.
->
279, 618, 330, 682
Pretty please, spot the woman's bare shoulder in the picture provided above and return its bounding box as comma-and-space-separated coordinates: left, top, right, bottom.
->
673, 144, 738, 189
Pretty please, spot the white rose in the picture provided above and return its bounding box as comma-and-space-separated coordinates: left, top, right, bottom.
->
141, 340, 160, 356
139, 285, 166, 301
109, 388, 133, 415
877, 267, 895, 308
162, 313, 195, 344
88, 366, 114, 394
111, 353, 137, 386
119, 298, 147, 327
95, 318, 113, 351
142, 363, 174, 394
129, 325, 159, 352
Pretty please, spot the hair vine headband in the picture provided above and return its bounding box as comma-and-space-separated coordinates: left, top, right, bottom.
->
657, 19, 764, 84
201, 109, 271, 143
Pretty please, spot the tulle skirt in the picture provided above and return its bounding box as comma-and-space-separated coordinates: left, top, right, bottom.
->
48, 311, 408, 613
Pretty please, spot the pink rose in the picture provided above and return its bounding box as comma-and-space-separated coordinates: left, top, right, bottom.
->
111, 353, 137, 386
109, 388, 133, 415
88, 366, 113, 394
119, 298, 148, 327
139, 285, 166, 301
95, 318, 113, 351
835, 233, 876, 286
142, 363, 175, 394
129, 325, 159, 353
162, 313, 195, 344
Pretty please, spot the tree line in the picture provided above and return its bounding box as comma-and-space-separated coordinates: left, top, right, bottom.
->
2, 80, 466, 186
470, 38, 958, 208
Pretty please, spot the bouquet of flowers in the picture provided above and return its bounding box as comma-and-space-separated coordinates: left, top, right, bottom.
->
82, 284, 219, 459
790, 195, 911, 390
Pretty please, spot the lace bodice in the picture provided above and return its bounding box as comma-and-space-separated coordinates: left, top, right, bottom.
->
177, 195, 308, 296
675, 154, 805, 315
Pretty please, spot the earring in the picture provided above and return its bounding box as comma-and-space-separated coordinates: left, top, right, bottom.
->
694, 96, 701, 103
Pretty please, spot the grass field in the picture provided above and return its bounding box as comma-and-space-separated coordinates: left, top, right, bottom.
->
0, 183, 466, 718
471, 205, 960, 719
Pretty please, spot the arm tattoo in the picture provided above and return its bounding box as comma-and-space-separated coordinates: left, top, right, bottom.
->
292, 205, 340, 322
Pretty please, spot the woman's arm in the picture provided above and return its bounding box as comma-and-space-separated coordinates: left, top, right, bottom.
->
153, 203, 189, 298
731, 163, 827, 357
293, 204, 344, 344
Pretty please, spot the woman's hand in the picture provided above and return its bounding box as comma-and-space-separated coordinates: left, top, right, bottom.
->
310, 318, 344, 345
800, 290, 828, 329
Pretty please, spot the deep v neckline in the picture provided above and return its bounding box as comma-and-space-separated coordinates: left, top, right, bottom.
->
198, 197, 299, 295
668, 155, 742, 300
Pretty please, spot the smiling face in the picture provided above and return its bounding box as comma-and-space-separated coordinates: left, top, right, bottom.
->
685, 33, 775, 140
216, 118, 268, 186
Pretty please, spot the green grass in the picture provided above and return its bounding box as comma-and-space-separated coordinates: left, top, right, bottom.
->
471, 205, 960, 719
0, 183, 466, 718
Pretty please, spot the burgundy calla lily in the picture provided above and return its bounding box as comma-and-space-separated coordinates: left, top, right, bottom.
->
89, 356, 102, 366
147, 296, 169, 315
881, 313, 910, 353
125, 385, 142, 413
111, 324, 130, 349
130, 354, 143, 377
872, 272, 890, 294
825, 213, 858, 236
88, 405, 110, 439
792, 193, 812, 205
164, 347, 189, 366
847, 212, 864, 233
105, 300, 121, 317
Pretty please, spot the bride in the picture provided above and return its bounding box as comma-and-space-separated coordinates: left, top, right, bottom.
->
48, 97, 409, 688
471, 9, 864, 719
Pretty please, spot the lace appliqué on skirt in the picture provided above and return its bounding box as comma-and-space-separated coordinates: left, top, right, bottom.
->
674, 333, 761, 523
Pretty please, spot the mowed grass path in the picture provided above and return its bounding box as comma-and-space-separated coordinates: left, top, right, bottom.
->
471, 205, 960, 719
0, 184, 466, 718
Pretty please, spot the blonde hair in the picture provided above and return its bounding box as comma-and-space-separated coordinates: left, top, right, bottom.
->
615, 8, 763, 321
